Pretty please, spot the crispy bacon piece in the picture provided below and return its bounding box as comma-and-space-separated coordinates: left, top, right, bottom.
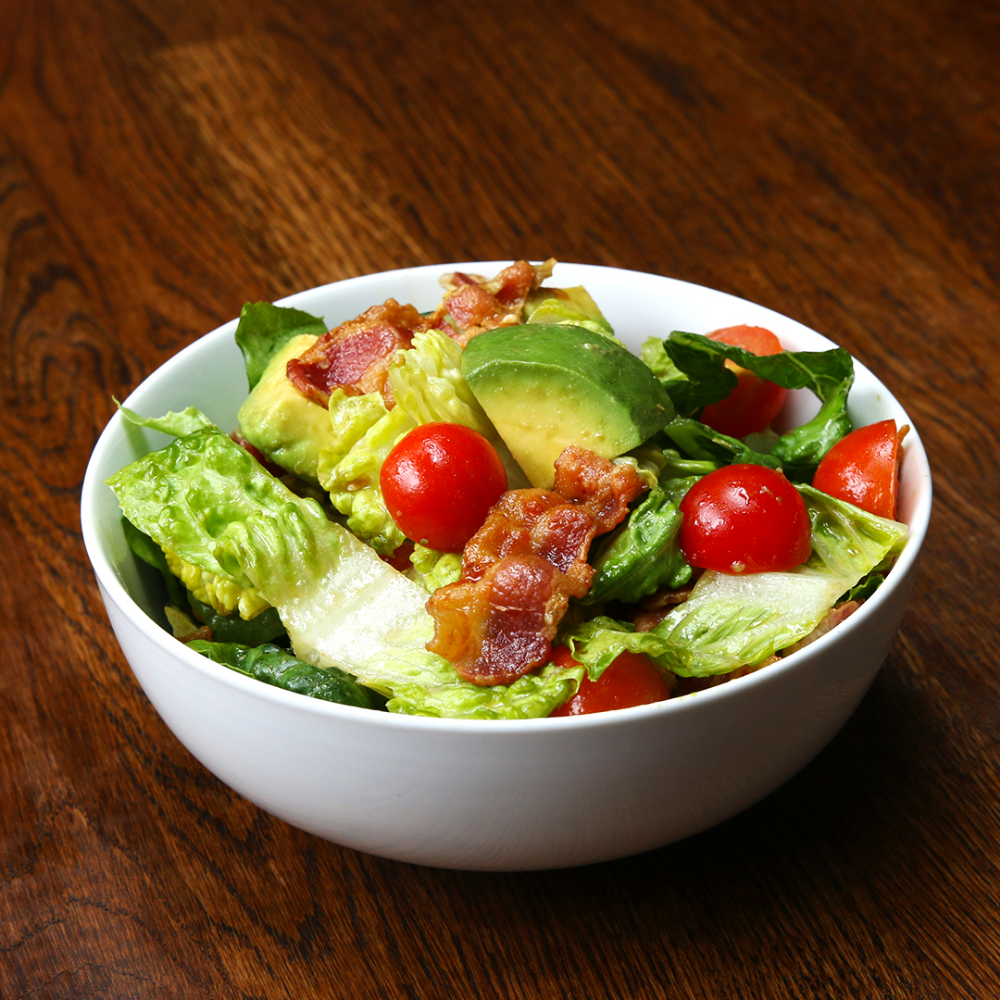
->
427, 446, 645, 686
286, 299, 431, 408
431, 259, 553, 346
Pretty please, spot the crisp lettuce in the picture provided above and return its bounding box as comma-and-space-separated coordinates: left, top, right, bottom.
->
388, 328, 529, 489
107, 426, 295, 589
117, 404, 215, 438
408, 544, 463, 593
110, 425, 580, 718
318, 390, 411, 554
220, 500, 581, 718
524, 286, 616, 338
562, 487, 908, 678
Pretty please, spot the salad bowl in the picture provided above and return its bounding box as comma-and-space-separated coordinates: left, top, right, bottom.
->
81, 262, 932, 870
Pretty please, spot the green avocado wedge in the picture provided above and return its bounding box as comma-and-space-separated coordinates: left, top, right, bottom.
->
236, 333, 332, 484
461, 324, 675, 488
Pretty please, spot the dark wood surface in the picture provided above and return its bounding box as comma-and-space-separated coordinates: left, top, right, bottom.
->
2, 0, 999, 996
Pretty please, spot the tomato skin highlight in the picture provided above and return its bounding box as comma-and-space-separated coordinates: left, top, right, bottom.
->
699, 325, 788, 439
812, 419, 901, 520
380, 423, 508, 552
549, 646, 672, 716
678, 464, 812, 574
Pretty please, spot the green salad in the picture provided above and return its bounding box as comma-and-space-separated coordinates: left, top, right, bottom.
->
108, 261, 909, 719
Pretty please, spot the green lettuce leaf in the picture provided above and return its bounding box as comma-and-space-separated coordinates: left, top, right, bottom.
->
235, 301, 327, 390
562, 486, 908, 678
117, 404, 216, 438
220, 500, 581, 718
584, 488, 692, 605
318, 394, 413, 555
107, 426, 302, 587
524, 286, 616, 338
388, 328, 529, 488
111, 424, 580, 718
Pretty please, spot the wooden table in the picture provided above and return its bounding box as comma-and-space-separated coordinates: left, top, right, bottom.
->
3, 1, 998, 996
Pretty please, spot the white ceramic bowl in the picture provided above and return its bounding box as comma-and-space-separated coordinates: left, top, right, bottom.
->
81, 263, 932, 871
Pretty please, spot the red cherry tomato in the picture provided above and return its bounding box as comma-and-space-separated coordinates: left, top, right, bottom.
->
812, 420, 902, 520
678, 464, 812, 574
380, 422, 507, 552
549, 645, 672, 716
699, 325, 788, 438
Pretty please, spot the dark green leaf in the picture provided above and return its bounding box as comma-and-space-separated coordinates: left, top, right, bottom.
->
187, 640, 385, 709
188, 595, 287, 645
662, 418, 783, 468
584, 489, 692, 605
235, 302, 327, 390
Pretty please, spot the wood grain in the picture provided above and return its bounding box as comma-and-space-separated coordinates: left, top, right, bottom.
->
2, 0, 999, 996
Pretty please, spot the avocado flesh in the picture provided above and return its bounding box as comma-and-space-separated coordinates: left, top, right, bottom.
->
236, 333, 332, 484
461, 324, 675, 488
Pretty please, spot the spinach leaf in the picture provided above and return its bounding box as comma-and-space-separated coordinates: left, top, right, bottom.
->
584, 489, 692, 605
662, 418, 783, 468
662, 331, 854, 413
121, 517, 191, 613
187, 640, 385, 709
187, 595, 287, 646
235, 302, 327, 390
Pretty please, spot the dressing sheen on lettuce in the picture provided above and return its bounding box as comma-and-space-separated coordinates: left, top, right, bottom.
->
108, 422, 581, 719
561, 486, 907, 679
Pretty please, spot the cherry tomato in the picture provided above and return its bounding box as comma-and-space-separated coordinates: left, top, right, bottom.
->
812, 419, 902, 520
699, 325, 788, 438
380, 422, 507, 552
678, 464, 812, 574
548, 645, 672, 716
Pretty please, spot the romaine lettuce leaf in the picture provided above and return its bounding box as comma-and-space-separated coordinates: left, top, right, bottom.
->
318, 394, 413, 555
220, 500, 581, 718
107, 426, 298, 588
524, 286, 616, 338
111, 425, 581, 718
561, 486, 908, 678
117, 404, 216, 438
388, 328, 529, 489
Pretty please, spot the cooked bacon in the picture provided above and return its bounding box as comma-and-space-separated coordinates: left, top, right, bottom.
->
427, 447, 646, 686
431, 259, 553, 346
286, 299, 431, 407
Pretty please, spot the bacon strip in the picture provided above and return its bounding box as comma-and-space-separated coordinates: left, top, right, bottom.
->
431, 259, 553, 346
286, 299, 431, 408
427, 446, 645, 686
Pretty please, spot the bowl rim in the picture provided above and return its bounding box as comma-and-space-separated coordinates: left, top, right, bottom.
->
80, 261, 933, 734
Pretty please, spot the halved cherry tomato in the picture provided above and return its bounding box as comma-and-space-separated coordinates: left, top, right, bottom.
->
699, 325, 788, 438
549, 645, 672, 716
812, 419, 903, 520
678, 464, 812, 574
380, 422, 507, 552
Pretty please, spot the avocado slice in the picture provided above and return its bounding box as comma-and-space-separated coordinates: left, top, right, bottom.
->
461, 324, 675, 488
236, 333, 333, 484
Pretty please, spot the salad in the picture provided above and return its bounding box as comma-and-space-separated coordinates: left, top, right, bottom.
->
108, 260, 909, 720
